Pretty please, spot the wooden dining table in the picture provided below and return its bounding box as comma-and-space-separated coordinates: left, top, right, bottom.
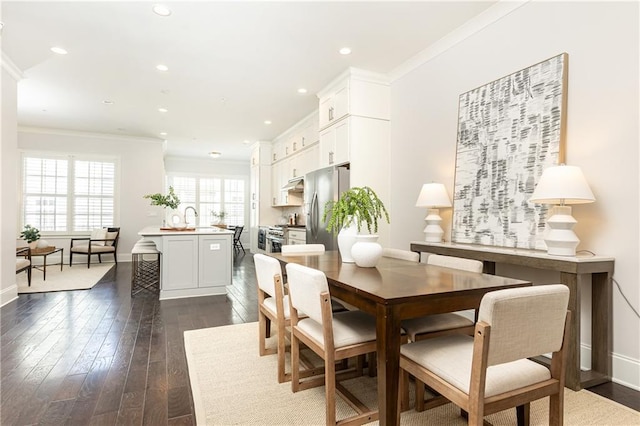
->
270, 250, 532, 426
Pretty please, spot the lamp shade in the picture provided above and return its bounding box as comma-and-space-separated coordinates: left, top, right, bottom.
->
415, 183, 452, 208
529, 165, 595, 205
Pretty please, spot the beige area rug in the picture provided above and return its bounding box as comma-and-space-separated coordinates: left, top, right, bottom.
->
17, 263, 114, 294
184, 322, 639, 426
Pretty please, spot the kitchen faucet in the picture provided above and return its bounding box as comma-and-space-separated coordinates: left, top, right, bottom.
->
184, 206, 198, 227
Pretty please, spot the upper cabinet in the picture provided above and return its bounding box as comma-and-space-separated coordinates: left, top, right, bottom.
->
317, 68, 390, 132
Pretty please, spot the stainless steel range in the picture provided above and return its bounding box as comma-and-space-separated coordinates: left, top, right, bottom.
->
266, 226, 284, 253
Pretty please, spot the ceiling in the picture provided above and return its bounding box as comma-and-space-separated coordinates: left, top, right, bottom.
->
1, 1, 497, 161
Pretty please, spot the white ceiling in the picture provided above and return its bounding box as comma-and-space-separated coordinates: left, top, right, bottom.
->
1, 1, 497, 161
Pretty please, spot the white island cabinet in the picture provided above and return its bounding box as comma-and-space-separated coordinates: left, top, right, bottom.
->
138, 227, 233, 300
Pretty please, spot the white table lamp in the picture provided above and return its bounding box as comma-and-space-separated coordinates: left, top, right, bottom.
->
416, 183, 452, 243
529, 164, 595, 256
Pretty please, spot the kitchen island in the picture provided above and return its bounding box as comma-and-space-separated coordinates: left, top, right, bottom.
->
138, 227, 233, 300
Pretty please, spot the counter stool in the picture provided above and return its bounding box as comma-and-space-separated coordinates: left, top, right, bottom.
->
131, 239, 161, 296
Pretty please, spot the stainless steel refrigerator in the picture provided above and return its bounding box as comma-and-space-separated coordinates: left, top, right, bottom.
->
304, 165, 350, 249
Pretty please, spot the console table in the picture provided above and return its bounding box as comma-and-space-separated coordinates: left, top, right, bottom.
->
410, 241, 614, 391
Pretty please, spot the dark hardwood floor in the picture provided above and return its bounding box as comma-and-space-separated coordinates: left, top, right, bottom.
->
1, 252, 637, 425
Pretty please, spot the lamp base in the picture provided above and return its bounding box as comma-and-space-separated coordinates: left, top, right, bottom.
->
423, 209, 444, 243
544, 205, 579, 256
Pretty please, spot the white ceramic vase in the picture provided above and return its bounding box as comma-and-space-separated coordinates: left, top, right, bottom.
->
166, 209, 186, 229
351, 235, 383, 267
337, 221, 358, 263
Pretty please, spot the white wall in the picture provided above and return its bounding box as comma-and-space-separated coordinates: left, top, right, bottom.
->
17, 129, 165, 261
1, 67, 20, 306
390, 1, 639, 388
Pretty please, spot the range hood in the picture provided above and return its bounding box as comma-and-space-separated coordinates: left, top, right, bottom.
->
282, 177, 304, 192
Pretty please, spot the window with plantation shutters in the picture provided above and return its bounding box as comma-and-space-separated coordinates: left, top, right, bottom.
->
21, 153, 118, 234
167, 175, 246, 227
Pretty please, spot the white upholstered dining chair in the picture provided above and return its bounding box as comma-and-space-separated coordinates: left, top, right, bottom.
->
281, 243, 326, 255
400, 284, 570, 426
401, 254, 483, 342
286, 262, 379, 426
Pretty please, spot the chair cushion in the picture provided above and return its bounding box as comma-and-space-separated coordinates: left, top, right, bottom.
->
263, 296, 293, 320
16, 258, 30, 271
91, 228, 108, 246
71, 244, 115, 253
401, 335, 551, 397
105, 231, 118, 246
297, 310, 376, 349
401, 313, 474, 340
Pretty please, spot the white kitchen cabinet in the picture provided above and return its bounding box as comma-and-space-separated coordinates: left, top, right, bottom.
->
250, 142, 279, 252
318, 68, 390, 131
286, 228, 306, 245
319, 118, 350, 168
139, 228, 234, 300
199, 234, 231, 288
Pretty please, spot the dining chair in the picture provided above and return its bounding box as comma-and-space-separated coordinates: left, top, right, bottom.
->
255, 253, 328, 383
401, 254, 483, 342
232, 225, 245, 253
286, 262, 379, 426
16, 247, 32, 286
382, 247, 419, 262
70, 227, 120, 268
400, 284, 570, 426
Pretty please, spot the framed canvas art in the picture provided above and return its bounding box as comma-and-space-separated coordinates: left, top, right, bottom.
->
451, 53, 568, 249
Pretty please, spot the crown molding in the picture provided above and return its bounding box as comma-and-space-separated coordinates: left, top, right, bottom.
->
1, 51, 24, 81
388, 0, 530, 82
18, 126, 164, 144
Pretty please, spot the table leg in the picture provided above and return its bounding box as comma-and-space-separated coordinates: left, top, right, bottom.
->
60, 249, 64, 271
560, 272, 581, 390
376, 303, 402, 426
591, 271, 612, 384
43, 253, 48, 281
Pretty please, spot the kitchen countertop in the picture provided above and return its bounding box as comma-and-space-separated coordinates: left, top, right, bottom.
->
139, 226, 234, 236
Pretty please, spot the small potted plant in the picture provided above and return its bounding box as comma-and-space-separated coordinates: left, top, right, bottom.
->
143, 186, 183, 227
211, 211, 228, 228
323, 186, 390, 265
20, 224, 41, 249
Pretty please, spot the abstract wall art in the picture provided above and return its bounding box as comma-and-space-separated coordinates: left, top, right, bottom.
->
452, 53, 568, 249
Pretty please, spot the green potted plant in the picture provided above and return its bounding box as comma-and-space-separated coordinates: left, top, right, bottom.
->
323, 186, 390, 264
143, 186, 183, 228
211, 211, 228, 228
20, 224, 41, 249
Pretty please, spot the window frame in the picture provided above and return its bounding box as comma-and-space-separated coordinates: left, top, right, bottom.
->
166, 172, 248, 228
18, 150, 121, 237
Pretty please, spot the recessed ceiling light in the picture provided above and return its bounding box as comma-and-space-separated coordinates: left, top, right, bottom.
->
264, 120, 272, 125
158, 107, 168, 113
50, 46, 68, 55
339, 47, 352, 55
297, 88, 308, 94
156, 64, 169, 72
152, 4, 172, 16
102, 100, 114, 105
209, 151, 222, 158
160, 132, 167, 136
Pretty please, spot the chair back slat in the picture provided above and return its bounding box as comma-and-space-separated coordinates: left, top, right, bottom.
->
478, 284, 569, 366
426, 254, 483, 273
286, 263, 329, 324
253, 254, 283, 297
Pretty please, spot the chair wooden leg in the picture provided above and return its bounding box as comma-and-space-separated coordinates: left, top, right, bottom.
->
98, 253, 102, 263
87, 253, 91, 268
549, 392, 563, 426
400, 369, 409, 412
258, 311, 268, 356
517, 403, 530, 426
415, 378, 426, 412
325, 353, 336, 426
276, 316, 287, 383
291, 332, 301, 393
69, 251, 73, 267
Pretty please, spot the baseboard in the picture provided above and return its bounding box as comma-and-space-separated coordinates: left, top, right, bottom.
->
1, 284, 18, 307
581, 344, 640, 391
